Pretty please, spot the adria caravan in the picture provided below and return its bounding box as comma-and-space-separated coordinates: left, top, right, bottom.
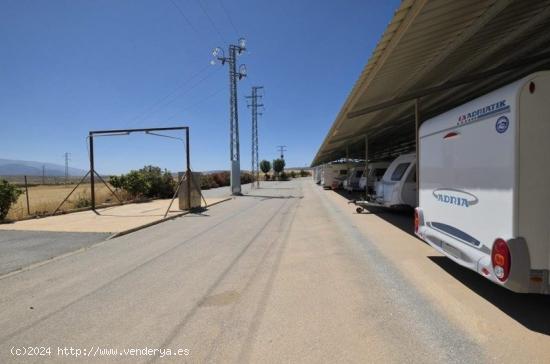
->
415, 72, 550, 294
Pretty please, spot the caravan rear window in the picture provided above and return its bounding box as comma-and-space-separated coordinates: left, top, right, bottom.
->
355, 170, 363, 178
391, 163, 410, 181
339, 170, 347, 175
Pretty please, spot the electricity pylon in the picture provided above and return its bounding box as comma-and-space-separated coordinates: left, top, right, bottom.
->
246, 86, 264, 188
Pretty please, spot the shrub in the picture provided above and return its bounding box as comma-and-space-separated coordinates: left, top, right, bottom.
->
241, 172, 254, 184
279, 171, 289, 181
155, 169, 176, 198
200, 174, 218, 189
299, 169, 310, 177
140, 165, 175, 198
123, 170, 150, 198
260, 160, 271, 180
273, 159, 285, 180
74, 191, 91, 208
109, 175, 124, 190
113, 165, 176, 199
290, 171, 296, 178
212, 172, 230, 187
0, 180, 22, 220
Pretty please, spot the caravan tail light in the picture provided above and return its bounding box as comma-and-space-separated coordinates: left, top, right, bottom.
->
491, 238, 511, 282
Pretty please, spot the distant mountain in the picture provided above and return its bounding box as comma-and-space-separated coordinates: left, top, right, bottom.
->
0, 159, 86, 177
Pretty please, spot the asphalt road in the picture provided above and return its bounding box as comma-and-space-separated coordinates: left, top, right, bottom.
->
0, 179, 548, 363
0, 231, 110, 276
0, 183, 245, 278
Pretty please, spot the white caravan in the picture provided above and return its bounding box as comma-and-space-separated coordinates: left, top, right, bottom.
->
415, 72, 550, 294
313, 165, 323, 184
321, 164, 348, 189
372, 153, 417, 208
344, 166, 365, 192
358, 161, 391, 194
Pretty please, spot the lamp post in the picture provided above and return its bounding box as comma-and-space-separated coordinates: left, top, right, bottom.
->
212, 38, 247, 195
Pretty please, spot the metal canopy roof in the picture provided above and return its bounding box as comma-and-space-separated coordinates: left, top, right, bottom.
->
312, 0, 550, 166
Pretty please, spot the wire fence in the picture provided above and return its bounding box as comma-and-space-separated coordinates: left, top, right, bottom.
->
2, 175, 122, 221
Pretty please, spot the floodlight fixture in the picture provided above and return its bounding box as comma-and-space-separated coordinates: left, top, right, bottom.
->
238, 37, 247, 53
212, 47, 226, 64
238, 64, 247, 80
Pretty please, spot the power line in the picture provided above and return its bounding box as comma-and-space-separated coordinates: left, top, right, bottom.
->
129, 65, 221, 127
125, 64, 210, 125
196, 0, 226, 43
217, 0, 240, 37
168, 0, 200, 36
165, 87, 225, 121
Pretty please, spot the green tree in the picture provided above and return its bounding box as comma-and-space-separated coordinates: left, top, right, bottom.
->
272, 159, 285, 180
0, 180, 22, 220
123, 170, 150, 198
109, 175, 123, 190
115, 166, 176, 199
260, 160, 271, 180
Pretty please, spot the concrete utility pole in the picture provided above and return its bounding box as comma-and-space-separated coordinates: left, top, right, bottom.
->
277, 145, 287, 160
213, 38, 248, 195
64, 152, 70, 184
246, 86, 264, 188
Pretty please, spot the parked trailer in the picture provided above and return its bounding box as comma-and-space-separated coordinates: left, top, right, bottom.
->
415, 71, 550, 294
352, 153, 416, 212
321, 164, 348, 189
358, 161, 391, 194
313, 165, 323, 184
344, 166, 364, 192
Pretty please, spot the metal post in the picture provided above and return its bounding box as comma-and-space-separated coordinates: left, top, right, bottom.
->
51, 170, 91, 216
24, 175, 30, 216
247, 86, 263, 189
89, 133, 95, 210
186, 128, 192, 209
414, 99, 420, 205
251, 87, 256, 188
346, 145, 350, 188
228, 45, 242, 195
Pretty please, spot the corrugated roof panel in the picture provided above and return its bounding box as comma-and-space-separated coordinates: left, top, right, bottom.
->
312, 0, 550, 166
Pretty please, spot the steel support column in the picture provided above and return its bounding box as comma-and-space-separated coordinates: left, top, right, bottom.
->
364, 135, 368, 198
414, 99, 420, 205
89, 133, 95, 210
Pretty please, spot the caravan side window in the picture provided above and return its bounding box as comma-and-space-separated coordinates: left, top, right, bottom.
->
390, 163, 410, 181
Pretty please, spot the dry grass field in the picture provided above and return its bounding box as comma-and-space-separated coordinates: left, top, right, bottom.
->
6, 183, 124, 220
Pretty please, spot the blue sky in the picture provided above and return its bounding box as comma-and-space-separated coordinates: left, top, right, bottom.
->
0, 0, 399, 174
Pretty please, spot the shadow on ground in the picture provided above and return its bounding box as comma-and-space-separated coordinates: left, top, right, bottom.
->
242, 194, 301, 200
330, 187, 550, 334
333, 189, 416, 238
429, 256, 550, 335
